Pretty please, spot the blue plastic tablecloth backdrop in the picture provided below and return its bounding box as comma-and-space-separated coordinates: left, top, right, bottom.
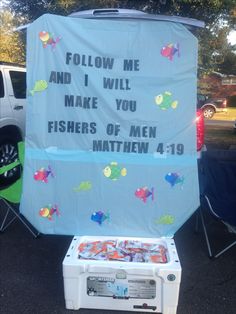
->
20, 14, 200, 237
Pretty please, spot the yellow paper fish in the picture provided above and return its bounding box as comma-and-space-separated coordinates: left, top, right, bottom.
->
155, 215, 175, 225
30, 80, 48, 96
73, 181, 92, 192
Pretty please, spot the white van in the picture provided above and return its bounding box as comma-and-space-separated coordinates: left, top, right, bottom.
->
0, 61, 26, 185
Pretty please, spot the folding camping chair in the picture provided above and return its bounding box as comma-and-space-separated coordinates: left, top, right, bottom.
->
0, 142, 39, 237
198, 149, 236, 258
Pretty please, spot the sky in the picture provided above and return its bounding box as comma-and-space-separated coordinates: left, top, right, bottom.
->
228, 30, 236, 45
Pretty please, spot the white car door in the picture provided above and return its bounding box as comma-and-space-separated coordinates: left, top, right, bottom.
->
2, 66, 26, 137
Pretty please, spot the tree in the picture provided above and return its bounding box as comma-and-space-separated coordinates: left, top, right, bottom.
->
0, 10, 25, 64
218, 50, 236, 74
5, 0, 236, 23
2, 0, 236, 74
197, 25, 235, 75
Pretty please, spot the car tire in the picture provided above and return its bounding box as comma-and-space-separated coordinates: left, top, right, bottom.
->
203, 106, 215, 119
0, 136, 22, 189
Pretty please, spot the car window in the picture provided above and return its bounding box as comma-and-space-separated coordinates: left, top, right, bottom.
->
198, 94, 205, 101
9, 70, 26, 99
0, 71, 4, 98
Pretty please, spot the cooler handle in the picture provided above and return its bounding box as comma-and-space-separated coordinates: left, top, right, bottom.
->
87, 265, 155, 276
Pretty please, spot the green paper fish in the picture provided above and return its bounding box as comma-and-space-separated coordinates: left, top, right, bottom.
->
73, 181, 92, 192
155, 215, 175, 225
103, 162, 127, 181
155, 91, 178, 110
30, 80, 48, 96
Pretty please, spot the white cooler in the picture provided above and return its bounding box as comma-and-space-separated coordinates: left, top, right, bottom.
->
63, 236, 181, 314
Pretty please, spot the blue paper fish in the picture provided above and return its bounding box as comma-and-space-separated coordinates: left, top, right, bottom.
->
91, 211, 110, 225
165, 172, 184, 187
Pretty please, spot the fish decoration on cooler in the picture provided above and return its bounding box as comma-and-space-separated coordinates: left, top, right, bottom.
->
155, 91, 178, 110
161, 43, 180, 61
165, 172, 184, 187
73, 181, 92, 192
91, 210, 110, 225
39, 31, 61, 50
34, 165, 54, 183
30, 80, 48, 96
106, 282, 129, 298
155, 215, 175, 225
103, 162, 127, 181
39, 204, 60, 220
135, 186, 154, 203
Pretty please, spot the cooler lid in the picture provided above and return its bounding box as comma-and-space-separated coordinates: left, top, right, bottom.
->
20, 11, 201, 238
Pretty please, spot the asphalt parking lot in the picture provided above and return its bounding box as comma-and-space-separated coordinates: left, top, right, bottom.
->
1, 128, 236, 314
0, 205, 236, 314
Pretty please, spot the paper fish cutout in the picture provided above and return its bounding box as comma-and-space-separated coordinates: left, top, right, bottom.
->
73, 181, 92, 192
39, 31, 61, 49
91, 211, 110, 225
103, 162, 127, 180
30, 80, 48, 96
155, 91, 178, 110
34, 165, 54, 183
39, 204, 59, 220
155, 215, 175, 225
165, 172, 184, 187
135, 187, 154, 203
106, 282, 128, 297
161, 43, 180, 60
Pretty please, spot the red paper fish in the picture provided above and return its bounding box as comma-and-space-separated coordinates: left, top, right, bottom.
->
39, 31, 61, 49
39, 204, 59, 220
135, 187, 154, 203
34, 165, 54, 183
161, 43, 180, 61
